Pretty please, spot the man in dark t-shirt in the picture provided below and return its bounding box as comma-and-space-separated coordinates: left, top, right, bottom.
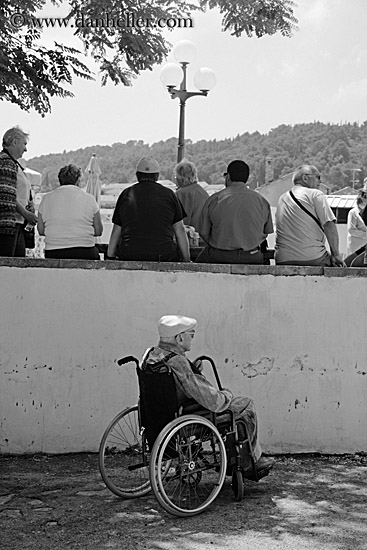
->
107, 158, 190, 262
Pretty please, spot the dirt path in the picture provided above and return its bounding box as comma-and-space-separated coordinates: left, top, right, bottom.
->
1, 454, 367, 550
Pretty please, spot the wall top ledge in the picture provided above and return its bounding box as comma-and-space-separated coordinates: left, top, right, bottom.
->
1, 257, 367, 277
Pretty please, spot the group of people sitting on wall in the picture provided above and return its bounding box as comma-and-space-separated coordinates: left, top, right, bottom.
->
105, 156, 344, 267
2, 124, 366, 267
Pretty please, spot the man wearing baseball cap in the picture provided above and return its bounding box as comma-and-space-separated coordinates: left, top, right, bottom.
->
141, 314, 275, 480
107, 157, 190, 262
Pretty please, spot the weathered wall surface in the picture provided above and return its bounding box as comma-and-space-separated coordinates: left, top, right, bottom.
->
1, 259, 366, 454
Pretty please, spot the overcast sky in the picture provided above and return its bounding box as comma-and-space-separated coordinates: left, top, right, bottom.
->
1, 0, 367, 159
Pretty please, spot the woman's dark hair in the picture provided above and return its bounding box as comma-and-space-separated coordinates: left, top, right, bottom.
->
58, 164, 82, 186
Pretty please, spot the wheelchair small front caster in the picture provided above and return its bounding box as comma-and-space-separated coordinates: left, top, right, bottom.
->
231, 468, 244, 501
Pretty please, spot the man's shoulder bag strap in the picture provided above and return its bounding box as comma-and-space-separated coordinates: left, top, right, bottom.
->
288, 190, 324, 233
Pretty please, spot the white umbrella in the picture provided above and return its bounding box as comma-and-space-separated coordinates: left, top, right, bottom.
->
85, 154, 102, 206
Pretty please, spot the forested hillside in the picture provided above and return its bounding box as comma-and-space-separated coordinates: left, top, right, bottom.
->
28, 121, 367, 192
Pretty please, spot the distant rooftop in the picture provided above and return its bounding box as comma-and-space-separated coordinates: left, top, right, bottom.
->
326, 195, 357, 209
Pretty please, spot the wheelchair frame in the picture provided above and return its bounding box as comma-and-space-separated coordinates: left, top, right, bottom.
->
98, 354, 257, 517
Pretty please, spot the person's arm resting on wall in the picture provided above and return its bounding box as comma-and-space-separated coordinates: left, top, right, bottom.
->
93, 211, 103, 237
323, 220, 344, 266
263, 206, 274, 236
106, 224, 122, 259
173, 220, 191, 262
197, 197, 212, 244
37, 212, 45, 236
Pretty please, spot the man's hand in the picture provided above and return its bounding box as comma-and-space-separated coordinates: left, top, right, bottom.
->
193, 359, 204, 373
222, 388, 233, 400
24, 210, 38, 225
330, 253, 345, 267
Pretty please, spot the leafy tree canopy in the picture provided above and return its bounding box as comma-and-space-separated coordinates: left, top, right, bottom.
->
1, 0, 298, 115
28, 121, 367, 193
0, 1, 93, 115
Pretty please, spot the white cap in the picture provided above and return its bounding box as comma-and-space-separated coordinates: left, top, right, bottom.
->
136, 157, 159, 173
158, 315, 197, 338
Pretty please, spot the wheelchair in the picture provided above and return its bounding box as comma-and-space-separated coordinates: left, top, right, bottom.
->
98, 354, 261, 517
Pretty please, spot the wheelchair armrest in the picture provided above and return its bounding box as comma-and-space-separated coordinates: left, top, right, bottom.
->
180, 399, 204, 414
193, 355, 222, 390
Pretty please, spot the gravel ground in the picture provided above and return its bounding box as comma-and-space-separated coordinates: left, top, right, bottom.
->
1, 453, 367, 550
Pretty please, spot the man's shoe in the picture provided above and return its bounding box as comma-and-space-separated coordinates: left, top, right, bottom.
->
256, 457, 275, 471
242, 456, 275, 482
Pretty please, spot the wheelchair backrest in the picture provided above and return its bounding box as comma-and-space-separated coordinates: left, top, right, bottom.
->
138, 351, 179, 450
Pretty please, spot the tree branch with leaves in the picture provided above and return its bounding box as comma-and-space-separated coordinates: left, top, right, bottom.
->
0, 0, 298, 116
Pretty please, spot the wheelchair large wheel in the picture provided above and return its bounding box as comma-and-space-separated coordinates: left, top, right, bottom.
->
99, 405, 151, 498
150, 415, 227, 517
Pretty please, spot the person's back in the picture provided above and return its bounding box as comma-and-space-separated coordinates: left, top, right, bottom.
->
174, 159, 209, 232
107, 157, 190, 262
204, 185, 271, 249
176, 183, 209, 231
274, 165, 342, 266
275, 186, 329, 263
196, 160, 273, 264
116, 181, 181, 254
37, 164, 102, 260
40, 186, 98, 249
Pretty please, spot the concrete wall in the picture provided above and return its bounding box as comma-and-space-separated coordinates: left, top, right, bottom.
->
1, 258, 366, 455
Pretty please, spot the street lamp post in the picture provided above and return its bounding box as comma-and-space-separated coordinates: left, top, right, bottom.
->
160, 41, 216, 163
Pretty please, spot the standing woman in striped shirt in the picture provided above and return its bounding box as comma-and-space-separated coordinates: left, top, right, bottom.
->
0, 127, 37, 257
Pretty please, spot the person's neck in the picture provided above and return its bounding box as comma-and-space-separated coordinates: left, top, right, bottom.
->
3, 147, 19, 160
227, 180, 246, 187
294, 183, 309, 188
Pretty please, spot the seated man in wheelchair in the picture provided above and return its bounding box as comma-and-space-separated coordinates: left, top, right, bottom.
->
141, 314, 274, 480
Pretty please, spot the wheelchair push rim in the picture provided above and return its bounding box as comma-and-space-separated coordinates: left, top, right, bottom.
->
149, 415, 227, 517
99, 405, 151, 498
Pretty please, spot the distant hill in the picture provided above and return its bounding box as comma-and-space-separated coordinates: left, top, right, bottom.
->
27, 121, 367, 192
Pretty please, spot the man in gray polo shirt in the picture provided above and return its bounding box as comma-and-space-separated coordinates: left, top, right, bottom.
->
275, 164, 343, 266
196, 160, 273, 264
